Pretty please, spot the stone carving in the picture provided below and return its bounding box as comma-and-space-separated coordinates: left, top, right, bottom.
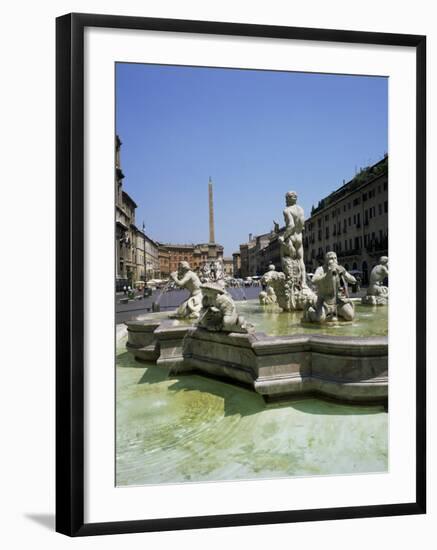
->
169, 261, 203, 319
199, 259, 225, 288
270, 192, 316, 311
259, 264, 278, 305
303, 251, 356, 323
259, 286, 277, 305
362, 256, 389, 305
197, 282, 254, 333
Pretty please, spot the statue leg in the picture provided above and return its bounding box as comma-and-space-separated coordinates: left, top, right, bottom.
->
338, 302, 355, 321
307, 300, 326, 322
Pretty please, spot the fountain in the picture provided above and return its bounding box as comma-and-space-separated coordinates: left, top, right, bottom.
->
126, 191, 388, 405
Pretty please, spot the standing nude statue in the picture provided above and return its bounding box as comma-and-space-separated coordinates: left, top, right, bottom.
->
169, 261, 203, 319
275, 190, 307, 287
303, 251, 356, 323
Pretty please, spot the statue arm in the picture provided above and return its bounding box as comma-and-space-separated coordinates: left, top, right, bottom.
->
173, 273, 191, 287
342, 270, 357, 284
312, 267, 325, 284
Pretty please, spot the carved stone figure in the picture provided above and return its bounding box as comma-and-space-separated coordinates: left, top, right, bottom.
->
303, 251, 356, 323
197, 283, 253, 333
362, 256, 389, 305
199, 260, 225, 287
169, 261, 203, 319
199, 262, 211, 282
259, 265, 278, 305
271, 192, 315, 311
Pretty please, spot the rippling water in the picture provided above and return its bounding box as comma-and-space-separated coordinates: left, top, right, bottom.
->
116, 321, 388, 486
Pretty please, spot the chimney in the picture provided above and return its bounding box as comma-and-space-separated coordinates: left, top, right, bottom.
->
249, 233, 253, 242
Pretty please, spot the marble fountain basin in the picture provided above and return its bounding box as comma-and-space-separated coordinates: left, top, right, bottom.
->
125, 300, 388, 404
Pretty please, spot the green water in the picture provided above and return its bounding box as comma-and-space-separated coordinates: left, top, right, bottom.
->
137, 299, 388, 338
237, 300, 388, 337
116, 322, 388, 487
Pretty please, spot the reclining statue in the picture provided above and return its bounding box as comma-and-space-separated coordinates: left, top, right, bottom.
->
303, 251, 356, 323
362, 256, 389, 305
197, 283, 253, 333
169, 261, 203, 319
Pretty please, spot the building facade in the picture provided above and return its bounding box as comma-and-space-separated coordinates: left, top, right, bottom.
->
115, 135, 160, 288
238, 231, 274, 277
223, 258, 234, 277
303, 156, 388, 283
158, 242, 224, 276
232, 252, 241, 278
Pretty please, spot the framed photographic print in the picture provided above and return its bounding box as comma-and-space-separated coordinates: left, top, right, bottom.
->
56, 13, 426, 536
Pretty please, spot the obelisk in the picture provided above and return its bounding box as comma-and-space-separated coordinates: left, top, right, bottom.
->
208, 177, 215, 244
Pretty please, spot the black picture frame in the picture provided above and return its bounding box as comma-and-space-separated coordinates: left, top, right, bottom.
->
56, 12, 426, 537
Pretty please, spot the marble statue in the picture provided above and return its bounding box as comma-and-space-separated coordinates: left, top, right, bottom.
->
199, 260, 225, 288
303, 251, 356, 323
259, 265, 278, 305
259, 286, 277, 305
277, 191, 307, 285
362, 256, 389, 305
169, 261, 203, 319
199, 262, 211, 282
270, 191, 315, 311
197, 283, 253, 333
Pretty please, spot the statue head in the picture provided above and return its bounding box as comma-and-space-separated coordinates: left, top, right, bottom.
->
379, 256, 388, 266
325, 251, 338, 266
178, 261, 191, 273
285, 191, 298, 206
268, 264, 276, 271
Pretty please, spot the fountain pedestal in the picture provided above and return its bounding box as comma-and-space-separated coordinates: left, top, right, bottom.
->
125, 319, 388, 404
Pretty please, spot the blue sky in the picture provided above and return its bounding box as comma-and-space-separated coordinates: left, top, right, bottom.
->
116, 63, 387, 256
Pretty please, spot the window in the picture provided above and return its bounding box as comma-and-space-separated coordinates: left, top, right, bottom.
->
379, 204, 382, 215
325, 227, 329, 238
348, 217, 351, 226
383, 181, 388, 191
353, 214, 356, 224
363, 193, 368, 202
384, 201, 388, 213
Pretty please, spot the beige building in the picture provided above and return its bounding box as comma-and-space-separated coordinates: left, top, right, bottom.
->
115, 135, 160, 288
223, 258, 234, 277
238, 231, 274, 277
303, 156, 388, 283
158, 242, 224, 276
